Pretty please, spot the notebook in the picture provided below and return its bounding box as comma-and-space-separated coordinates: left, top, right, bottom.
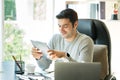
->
55, 62, 101, 80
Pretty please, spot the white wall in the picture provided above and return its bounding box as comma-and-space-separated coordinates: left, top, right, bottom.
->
104, 20, 120, 79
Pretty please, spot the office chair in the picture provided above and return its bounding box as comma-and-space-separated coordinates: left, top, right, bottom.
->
77, 19, 116, 80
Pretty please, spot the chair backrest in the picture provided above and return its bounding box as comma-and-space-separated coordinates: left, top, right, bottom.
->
77, 19, 111, 79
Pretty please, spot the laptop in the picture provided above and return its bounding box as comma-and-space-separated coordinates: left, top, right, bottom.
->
55, 62, 101, 80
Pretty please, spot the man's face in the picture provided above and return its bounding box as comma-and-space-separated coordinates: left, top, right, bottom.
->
57, 18, 77, 39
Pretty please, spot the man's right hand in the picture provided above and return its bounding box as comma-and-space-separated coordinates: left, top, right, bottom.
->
32, 47, 43, 59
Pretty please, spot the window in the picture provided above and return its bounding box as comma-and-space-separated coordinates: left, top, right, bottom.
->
3, 0, 54, 62
4, 0, 16, 20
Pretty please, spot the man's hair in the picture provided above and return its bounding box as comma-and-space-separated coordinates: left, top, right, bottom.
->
56, 8, 78, 26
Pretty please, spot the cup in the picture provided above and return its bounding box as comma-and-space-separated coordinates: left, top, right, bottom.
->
26, 64, 36, 74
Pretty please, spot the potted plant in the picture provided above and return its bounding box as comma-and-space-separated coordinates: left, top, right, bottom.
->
2, 21, 31, 79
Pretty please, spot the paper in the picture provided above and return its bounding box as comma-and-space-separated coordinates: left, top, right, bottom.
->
16, 74, 45, 80
31, 40, 49, 56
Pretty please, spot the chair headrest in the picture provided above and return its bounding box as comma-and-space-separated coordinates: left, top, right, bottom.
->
77, 19, 96, 40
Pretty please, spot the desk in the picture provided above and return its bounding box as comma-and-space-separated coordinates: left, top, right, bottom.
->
1, 61, 54, 80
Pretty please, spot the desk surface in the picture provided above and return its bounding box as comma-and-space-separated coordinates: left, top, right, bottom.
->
1, 61, 54, 80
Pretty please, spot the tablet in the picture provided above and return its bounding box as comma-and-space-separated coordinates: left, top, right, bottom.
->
31, 40, 49, 56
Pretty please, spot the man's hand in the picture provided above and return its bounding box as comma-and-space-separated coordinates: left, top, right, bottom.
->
47, 50, 66, 60
32, 47, 43, 59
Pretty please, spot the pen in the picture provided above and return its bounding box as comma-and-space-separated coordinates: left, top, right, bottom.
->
20, 54, 23, 71
12, 55, 23, 73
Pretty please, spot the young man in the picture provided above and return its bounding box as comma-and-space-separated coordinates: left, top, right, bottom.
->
32, 8, 94, 70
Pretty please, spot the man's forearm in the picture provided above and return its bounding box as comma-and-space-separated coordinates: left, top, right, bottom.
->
36, 56, 52, 70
